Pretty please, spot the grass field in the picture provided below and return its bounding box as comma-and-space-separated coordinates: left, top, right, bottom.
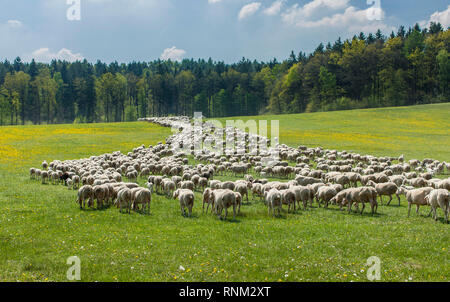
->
0, 104, 448, 282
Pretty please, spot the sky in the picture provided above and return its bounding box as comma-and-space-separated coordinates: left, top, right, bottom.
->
0, 0, 449, 64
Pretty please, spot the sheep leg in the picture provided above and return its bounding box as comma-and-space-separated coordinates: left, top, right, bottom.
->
416, 204, 420, 215
360, 203, 365, 215
407, 203, 412, 217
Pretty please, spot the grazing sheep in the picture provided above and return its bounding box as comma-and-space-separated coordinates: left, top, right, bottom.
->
179, 180, 195, 191
132, 188, 152, 214
343, 187, 378, 215
67, 179, 73, 189
437, 179, 450, 191
77, 185, 93, 209
265, 189, 282, 217
424, 189, 449, 223
280, 189, 296, 213
369, 181, 400, 206
202, 188, 214, 214
41, 171, 49, 184
163, 180, 176, 198
234, 182, 249, 203
72, 175, 80, 190
115, 188, 132, 213
409, 177, 428, 188
145, 182, 154, 194
211, 189, 237, 220
234, 192, 242, 214
406, 187, 434, 217
93, 185, 109, 209
220, 181, 235, 191
173, 189, 195, 217
290, 185, 314, 210
251, 183, 264, 201
316, 186, 337, 208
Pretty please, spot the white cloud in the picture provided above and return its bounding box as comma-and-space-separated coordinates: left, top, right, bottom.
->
238, 2, 262, 20
28, 48, 84, 63
7, 20, 23, 28
419, 5, 450, 29
282, 1, 392, 33
160, 46, 186, 62
264, 0, 285, 16
208, 0, 222, 3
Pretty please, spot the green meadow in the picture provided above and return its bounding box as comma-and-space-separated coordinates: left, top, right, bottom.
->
0, 104, 448, 282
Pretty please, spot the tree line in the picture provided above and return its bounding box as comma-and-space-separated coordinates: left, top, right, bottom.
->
0, 23, 449, 126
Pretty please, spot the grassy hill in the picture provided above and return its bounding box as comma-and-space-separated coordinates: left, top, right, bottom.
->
212, 103, 450, 162
0, 104, 448, 282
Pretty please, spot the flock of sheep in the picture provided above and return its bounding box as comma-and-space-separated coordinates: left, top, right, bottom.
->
28, 116, 450, 223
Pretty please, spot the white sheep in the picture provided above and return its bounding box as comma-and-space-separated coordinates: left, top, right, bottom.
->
173, 189, 195, 217
424, 189, 449, 223
264, 188, 282, 217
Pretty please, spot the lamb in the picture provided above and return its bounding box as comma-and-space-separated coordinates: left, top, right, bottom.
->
264, 188, 282, 217
424, 189, 449, 223
76, 185, 93, 209
406, 187, 434, 217
173, 189, 195, 217
211, 189, 237, 220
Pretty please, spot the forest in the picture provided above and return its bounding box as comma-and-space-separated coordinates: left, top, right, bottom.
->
0, 22, 448, 125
